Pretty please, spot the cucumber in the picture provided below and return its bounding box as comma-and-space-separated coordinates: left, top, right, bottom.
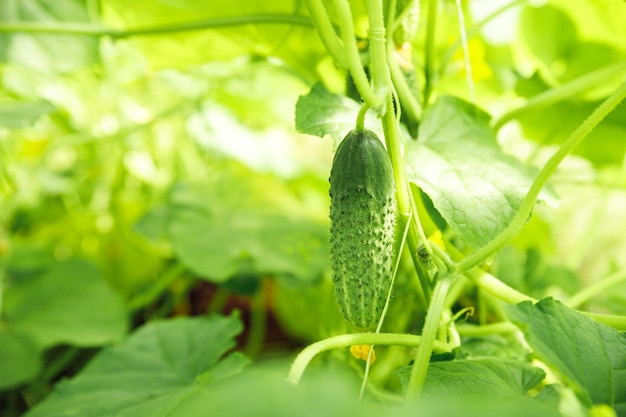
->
329, 128, 397, 331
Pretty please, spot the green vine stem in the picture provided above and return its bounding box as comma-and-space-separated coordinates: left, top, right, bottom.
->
287, 332, 453, 384
456, 322, 518, 336
455, 81, 626, 274
0, 14, 314, 38
303, 0, 349, 67
332, 0, 386, 109
493, 61, 626, 131
405, 274, 454, 403
463, 267, 626, 331
381, 95, 432, 303
366, 0, 390, 100
453, 0, 475, 101
421, 0, 439, 107
566, 268, 626, 309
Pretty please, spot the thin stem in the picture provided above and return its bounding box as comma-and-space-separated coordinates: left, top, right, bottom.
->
376, 212, 413, 333
381, 95, 431, 302
493, 61, 626, 131
405, 274, 454, 403
439, 0, 527, 75
287, 332, 452, 384
356, 103, 369, 130
454, 0, 475, 102
584, 312, 626, 332
456, 81, 626, 274
0, 14, 314, 38
464, 267, 535, 304
567, 268, 626, 309
332, 0, 385, 109
422, 0, 439, 107
303, 0, 349, 67
456, 322, 518, 336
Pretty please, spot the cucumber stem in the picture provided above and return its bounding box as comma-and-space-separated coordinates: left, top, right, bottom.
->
0, 14, 315, 38
405, 274, 454, 402
303, 0, 349, 68
493, 61, 626, 131
456, 81, 626, 274
287, 332, 453, 384
332, 0, 386, 109
381, 95, 432, 303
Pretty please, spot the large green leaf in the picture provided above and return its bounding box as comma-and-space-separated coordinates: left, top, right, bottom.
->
395, 357, 545, 398
0, 0, 99, 71
405, 96, 550, 249
0, 329, 41, 390
3, 258, 128, 349
506, 298, 626, 415
140, 170, 329, 283
101, 0, 326, 75
24, 316, 248, 417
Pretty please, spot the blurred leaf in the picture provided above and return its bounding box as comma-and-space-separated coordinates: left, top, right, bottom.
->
520, 5, 578, 72
24, 316, 248, 417
101, 0, 325, 75
3, 259, 128, 349
0, 100, 56, 128
148, 364, 562, 417
395, 357, 545, 398
1, 0, 99, 71
516, 97, 626, 166
140, 169, 330, 283
506, 298, 626, 413
405, 96, 554, 249
0, 329, 41, 390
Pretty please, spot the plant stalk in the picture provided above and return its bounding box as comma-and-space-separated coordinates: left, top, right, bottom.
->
456, 81, 626, 274
287, 332, 452, 384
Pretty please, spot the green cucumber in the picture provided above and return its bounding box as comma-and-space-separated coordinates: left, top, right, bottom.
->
329, 128, 397, 331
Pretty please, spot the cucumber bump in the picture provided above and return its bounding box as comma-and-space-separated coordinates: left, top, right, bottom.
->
329, 128, 397, 331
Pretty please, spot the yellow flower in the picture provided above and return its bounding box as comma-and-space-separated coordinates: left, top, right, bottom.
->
350, 344, 376, 364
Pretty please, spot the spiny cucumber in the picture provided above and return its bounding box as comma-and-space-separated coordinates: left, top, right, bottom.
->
329, 128, 397, 331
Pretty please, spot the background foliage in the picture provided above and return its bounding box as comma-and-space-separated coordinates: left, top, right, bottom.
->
1, 0, 626, 416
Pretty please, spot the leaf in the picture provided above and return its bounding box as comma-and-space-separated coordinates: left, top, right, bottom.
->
405, 95, 554, 249
157, 173, 329, 283
1, 0, 99, 71
0, 329, 41, 390
101, 0, 326, 75
295, 83, 382, 144
0, 100, 56, 128
394, 357, 545, 398
24, 316, 248, 417
506, 297, 626, 414
3, 259, 128, 349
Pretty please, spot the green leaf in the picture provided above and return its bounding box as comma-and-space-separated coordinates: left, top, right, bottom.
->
24, 315, 248, 417
295, 83, 383, 144
158, 173, 329, 283
0, 100, 56, 128
3, 259, 128, 349
0, 329, 41, 390
101, 0, 326, 76
395, 357, 545, 398
506, 297, 626, 413
405, 96, 553, 248
1, 0, 99, 71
